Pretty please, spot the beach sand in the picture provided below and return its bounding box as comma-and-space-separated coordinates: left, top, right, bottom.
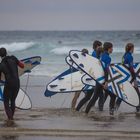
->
0, 75, 140, 140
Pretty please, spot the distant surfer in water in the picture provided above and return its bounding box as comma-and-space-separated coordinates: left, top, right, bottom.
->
76, 40, 103, 112
0, 48, 24, 120
115, 43, 140, 112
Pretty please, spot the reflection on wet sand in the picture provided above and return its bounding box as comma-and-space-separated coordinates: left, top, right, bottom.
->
0, 75, 140, 140
1, 136, 18, 140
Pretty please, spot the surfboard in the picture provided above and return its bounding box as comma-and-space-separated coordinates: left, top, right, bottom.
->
0, 56, 41, 83
45, 68, 76, 97
46, 70, 87, 93
69, 50, 139, 107
45, 65, 93, 97
111, 63, 140, 86
82, 63, 140, 87
65, 56, 79, 70
0, 86, 32, 110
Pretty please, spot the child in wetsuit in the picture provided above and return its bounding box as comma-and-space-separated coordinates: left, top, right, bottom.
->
76, 40, 103, 111
85, 42, 116, 115
115, 43, 139, 111
71, 48, 89, 110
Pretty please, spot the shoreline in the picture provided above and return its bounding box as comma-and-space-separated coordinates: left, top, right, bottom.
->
0, 128, 140, 138
0, 75, 140, 140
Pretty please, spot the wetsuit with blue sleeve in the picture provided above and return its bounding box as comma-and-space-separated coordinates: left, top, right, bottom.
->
123, 52, 136, 80
101, 52, 111, 82
116, 52, 136, 110
101, 52, 116, 112
76, 51, 100, 111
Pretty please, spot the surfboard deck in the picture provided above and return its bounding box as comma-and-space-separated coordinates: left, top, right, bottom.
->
69, 50, 139, 107
45, 68, 77, 97
82, 63, 140, 87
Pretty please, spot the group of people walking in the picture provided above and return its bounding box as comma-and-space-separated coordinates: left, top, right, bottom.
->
71, 40, 139, 115
0, 40, 139, 121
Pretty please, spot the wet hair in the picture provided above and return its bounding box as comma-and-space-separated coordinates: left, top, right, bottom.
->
125, 43, 134, 53
103, 42, 113, 52
81, 48, 89, 54
96, 46, 103, 58
0, 48, 7, 57
97, 46, 103, 54
93, 40, 102, 50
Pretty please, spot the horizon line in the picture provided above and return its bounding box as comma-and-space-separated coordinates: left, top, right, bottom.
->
0, 29, 140, 32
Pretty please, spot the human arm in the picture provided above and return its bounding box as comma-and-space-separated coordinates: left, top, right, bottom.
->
101, 55, 111, 89
18, 61, 24, 68
12, 56, 24, 69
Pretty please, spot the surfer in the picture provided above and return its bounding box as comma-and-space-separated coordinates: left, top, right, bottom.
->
115, 43, 140, 111
101, 42, 116, 115
76, 40, 103, 111
85, 42, 116, 115
0, 48, 24, 120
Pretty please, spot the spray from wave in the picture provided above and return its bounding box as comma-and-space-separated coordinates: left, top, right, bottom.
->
50, 46, 91, 55
0, 42, 35, 52
50, 46, 140, 55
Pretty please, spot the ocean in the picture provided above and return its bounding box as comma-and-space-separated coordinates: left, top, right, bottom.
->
0, 31, 140, 77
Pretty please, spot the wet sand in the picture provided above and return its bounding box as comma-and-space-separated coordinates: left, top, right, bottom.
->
0, 75, 140, 140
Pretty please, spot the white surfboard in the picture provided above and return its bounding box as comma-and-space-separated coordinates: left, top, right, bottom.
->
111, 63, 140, 86
82, 74, 96, 86
69, 50, 139, 107
65, 56, 79, 70
47, 70, 87, 93
66, 56, 96, 86
0, 86, 32, 110
82, 63, 140, 87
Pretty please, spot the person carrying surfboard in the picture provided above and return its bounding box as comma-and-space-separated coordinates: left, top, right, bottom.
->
76, 40, 104, 112
85, 42, 116, 115
71, 48, 89, 110
101, 42, 116, 115
0, 48, 24, 120
115, 43, 140, 111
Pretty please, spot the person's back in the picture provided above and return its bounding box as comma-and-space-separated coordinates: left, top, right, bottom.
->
0, 47, 24, 120
1, 55, 19, 88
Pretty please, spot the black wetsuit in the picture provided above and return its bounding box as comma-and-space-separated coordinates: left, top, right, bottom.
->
76, 50, 104, 112
76, 88, 94, 111
0, 56, 20, 120
85, 52, 116, 114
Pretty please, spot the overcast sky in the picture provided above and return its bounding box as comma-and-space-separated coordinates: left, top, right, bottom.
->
0, 0, 140, 31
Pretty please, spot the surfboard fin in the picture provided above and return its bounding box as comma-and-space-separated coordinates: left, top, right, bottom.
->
24, 60, 32, 64
50, 85, 58, 88
60, 88, 66, 91
81, 52, 86, 56
86, 78, 93, 81
79, 63, 84, 68
69, 59, 73, 62
32, 61, 40, 65
24, 70, 31, 73
73, 53, 79, 59
58, 77, 64, 80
